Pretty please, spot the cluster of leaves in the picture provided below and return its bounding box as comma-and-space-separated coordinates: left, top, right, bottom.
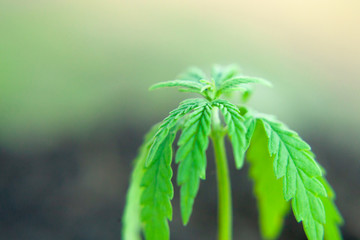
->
122, 65, 343, 240
245, 112, 343, 240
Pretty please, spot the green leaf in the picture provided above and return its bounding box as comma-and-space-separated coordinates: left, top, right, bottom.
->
211, 64, 240, 87
241, 85, 254, 102
247, 119, 289, 239
140, 129, 177, 240
212, 99, 246, 169
122, 124, 160, 240
243, 112, 256, 151
318, 177, 344, 240
259, 117, 327, 240
177, 67, 207, 82
176, 102, 212, 225
219, 76, 272, 94
149, 80, 205, 92
146, 98, 206, 166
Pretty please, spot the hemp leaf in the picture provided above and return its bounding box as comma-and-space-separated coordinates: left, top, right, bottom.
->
246, 119, 289, 239
259, 116, 327, 239
145, 98, 204, 166
212, 99, 246, 169
122, 124, 159, 240
176, 102, 212, 225
122, 65, 343, 240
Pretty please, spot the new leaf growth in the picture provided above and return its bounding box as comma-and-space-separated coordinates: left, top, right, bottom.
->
122, 65, 343, 240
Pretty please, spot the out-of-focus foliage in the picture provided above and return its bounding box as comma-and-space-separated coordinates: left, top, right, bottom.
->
1, 1, 359, 151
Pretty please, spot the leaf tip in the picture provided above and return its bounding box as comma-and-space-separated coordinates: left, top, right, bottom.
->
181, 214, 190, 226
235, 156, 245, 169
148, 84, 158, 91
261, 78, 273, 87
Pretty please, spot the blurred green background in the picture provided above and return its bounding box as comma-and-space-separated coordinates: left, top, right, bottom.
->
1, 1, 359, 239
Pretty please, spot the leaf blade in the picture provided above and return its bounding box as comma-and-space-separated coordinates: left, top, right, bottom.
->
219, 76, 272, 94
149, 80, 205, 92
146, 98, 206, 166
176, 103, 213, 225
212, 99, 246, 169
177, 67, 207, 82
247, 120, 290, 239
140, 129, 177, 240
122, 124, 159, 240
260, 117, 327, 240
211, 64, 240, 87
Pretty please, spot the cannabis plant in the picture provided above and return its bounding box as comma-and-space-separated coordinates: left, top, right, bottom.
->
122, 65, 343, 240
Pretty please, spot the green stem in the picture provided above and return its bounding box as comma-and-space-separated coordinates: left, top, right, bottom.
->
211, 109, 232, 240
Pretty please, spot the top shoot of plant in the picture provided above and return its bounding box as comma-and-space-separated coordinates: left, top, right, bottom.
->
122, 65, 343, 240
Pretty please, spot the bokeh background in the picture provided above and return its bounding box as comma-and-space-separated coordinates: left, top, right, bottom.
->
1, 1, 359, 239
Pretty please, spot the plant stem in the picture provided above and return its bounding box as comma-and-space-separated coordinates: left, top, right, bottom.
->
211, 108, 232, 240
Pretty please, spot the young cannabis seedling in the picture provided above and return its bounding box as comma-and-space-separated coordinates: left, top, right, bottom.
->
122, 65, 343, 240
